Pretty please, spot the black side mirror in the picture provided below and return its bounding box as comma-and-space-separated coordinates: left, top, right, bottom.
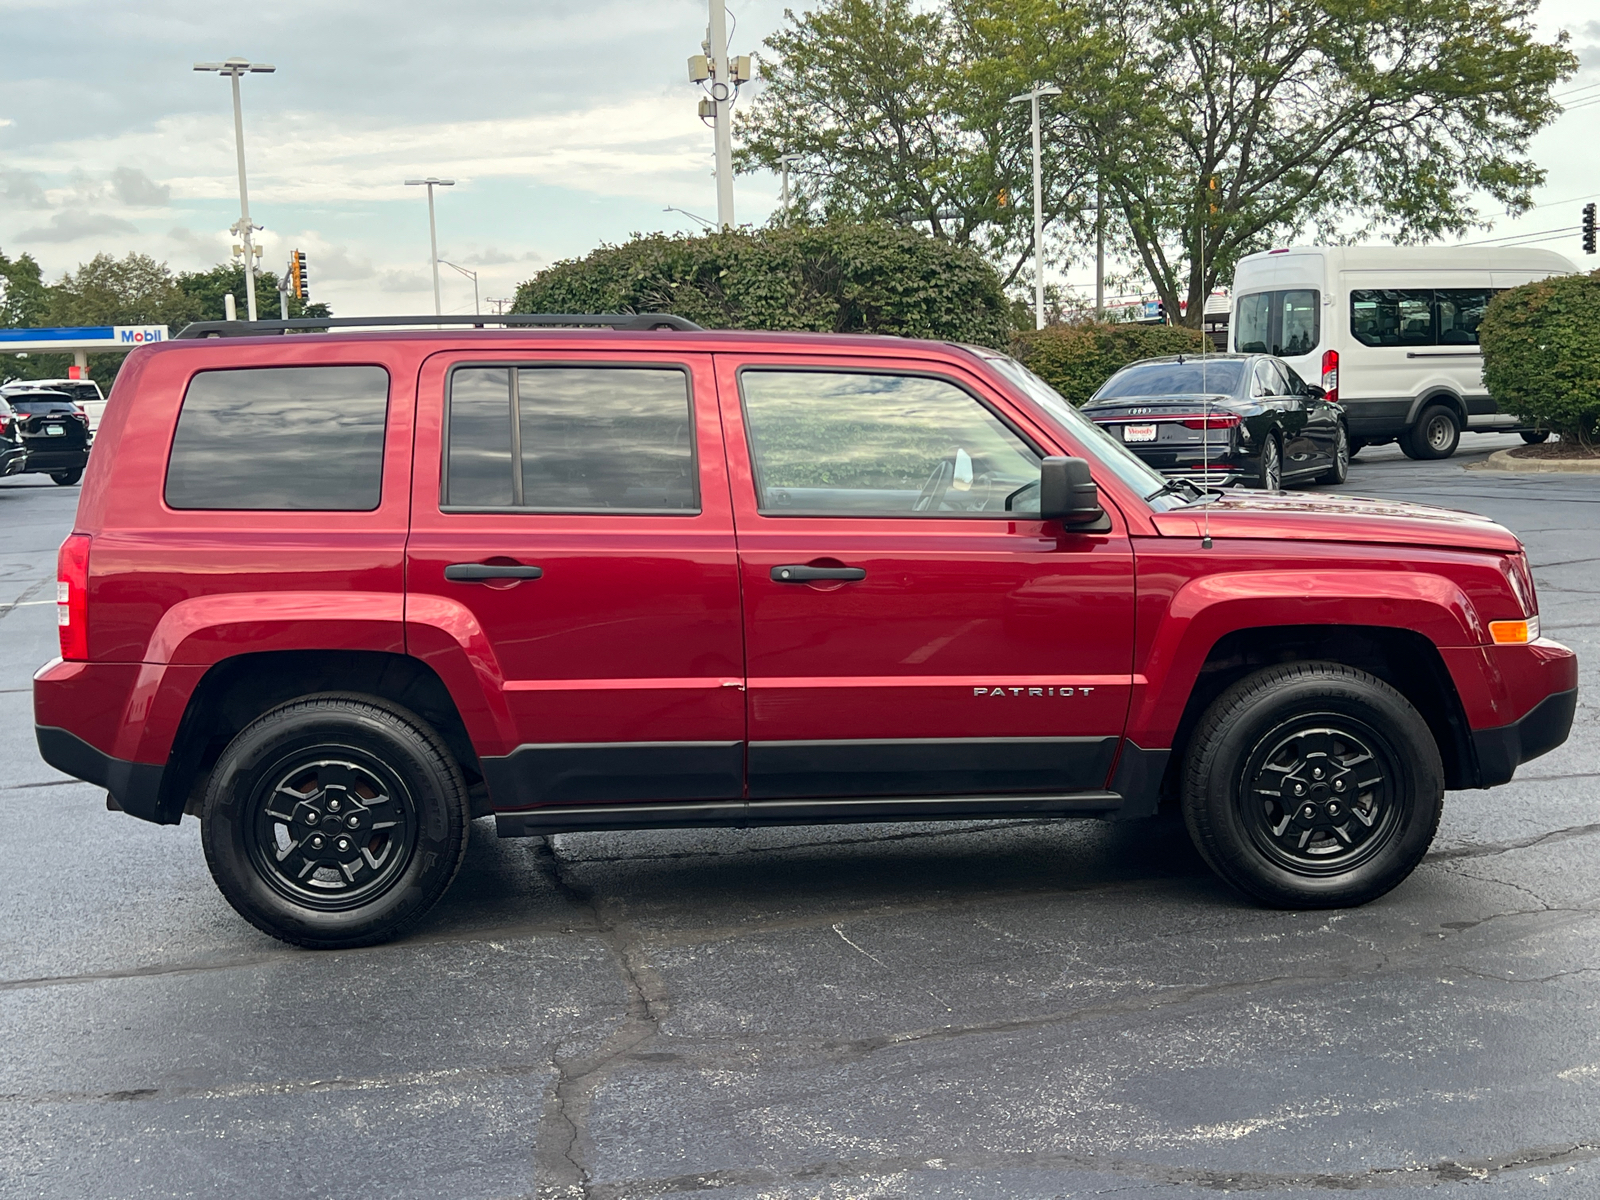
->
1305, 383, 1326, 399
1039, 456, 1104, 525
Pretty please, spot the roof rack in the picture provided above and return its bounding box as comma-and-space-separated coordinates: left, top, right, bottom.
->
173, 313, 704, 339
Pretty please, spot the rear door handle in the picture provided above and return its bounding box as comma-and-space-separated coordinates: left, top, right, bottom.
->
771, 565, 866, 583
444, 563, 544, 582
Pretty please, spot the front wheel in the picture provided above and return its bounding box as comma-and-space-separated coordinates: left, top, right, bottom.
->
1181, 663, 1444, 908
1319, 423, 1350, 485
51, 470, 82, 486
201, 695, 469, 948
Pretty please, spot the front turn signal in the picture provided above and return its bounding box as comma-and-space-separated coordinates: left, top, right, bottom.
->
1489, 617, 1540, 645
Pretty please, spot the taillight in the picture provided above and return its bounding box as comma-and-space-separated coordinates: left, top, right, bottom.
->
1182, 414, 1240, 429
1321, 349, 1339, 403
57, 533, 90, 661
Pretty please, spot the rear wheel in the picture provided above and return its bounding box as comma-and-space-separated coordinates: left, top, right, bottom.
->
50, 470, 82, 486
201, 695, 469, 948
1319, 423, 1350, 485
1181, 663, 1444, 908
1253, 435, 1283, 490
1400, 405, 1461, 460
1520, 430, 1550, 445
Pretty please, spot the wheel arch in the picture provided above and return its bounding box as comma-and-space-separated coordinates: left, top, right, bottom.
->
1406, 388, 1467, 428
1154, 625, 1478, 810
158, 650, 484, 823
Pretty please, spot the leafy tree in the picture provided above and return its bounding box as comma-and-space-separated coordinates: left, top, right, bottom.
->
1091, 0, 1577, 326
175, 262, 330, 322
513, 222, 1013, 346
46, 253, 199, 328
1480, 270, 1600, 447
1010, 319, 1208, 406
734, 0, 1102, 286
0, 249, 50, 327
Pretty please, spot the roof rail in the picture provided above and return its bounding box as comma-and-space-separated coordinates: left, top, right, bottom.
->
173, 313, 703, 339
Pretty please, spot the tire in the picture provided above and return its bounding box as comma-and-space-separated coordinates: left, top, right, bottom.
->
1400, 404, 1461, 461
1520, 430, 1550, 445
51, 470, 82, 486
1181, 662, 1444, 909
1319, 422, 1350, 485
201, 694, 469, 949
1253, 435, 1282, 490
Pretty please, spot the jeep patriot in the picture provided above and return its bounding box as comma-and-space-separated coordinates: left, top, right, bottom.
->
33, 314, 1578, 947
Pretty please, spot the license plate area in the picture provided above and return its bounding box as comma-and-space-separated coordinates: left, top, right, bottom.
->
1122, 423, 1159, 443
45, 425, 65, 436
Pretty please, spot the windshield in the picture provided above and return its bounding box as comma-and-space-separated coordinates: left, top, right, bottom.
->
1094, 360, 1245, 399
981, 354, 1185, 509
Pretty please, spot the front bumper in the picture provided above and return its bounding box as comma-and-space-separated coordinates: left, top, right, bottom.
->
1471, 687, 1578, 787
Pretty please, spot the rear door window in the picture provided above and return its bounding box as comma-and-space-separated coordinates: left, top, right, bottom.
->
164, 365, 390, 510
1350, 289, 1436, 347
1235, 290, 1320, 356
1436, 289, 1494, 345
443, 365, 698, 512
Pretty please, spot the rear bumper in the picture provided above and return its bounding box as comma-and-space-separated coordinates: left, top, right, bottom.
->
36, 725, 169, 822
1471, 687, 1578, 787
22, 446, 89, 473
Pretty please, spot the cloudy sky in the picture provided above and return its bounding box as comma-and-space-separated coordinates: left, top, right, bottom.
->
0, 0, 1597, 321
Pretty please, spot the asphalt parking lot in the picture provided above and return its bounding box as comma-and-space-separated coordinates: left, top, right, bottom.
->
1, 432, 1596, 1199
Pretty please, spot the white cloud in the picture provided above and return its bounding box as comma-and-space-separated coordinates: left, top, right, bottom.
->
111, 166, 171, 207
16, 211, 139, 243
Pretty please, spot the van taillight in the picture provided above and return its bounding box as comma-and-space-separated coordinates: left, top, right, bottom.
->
57, 533, 90, 661
1321, 349, 1339, 403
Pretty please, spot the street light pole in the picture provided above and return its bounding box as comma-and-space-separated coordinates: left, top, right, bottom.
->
778, 153, 801, 225
405, 178, 456, 316
438, 260, 480, 314
194, 58, 275, 322
1008, 83, 1061, 331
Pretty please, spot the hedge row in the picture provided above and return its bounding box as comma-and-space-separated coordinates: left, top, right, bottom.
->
1480, 269, 1600, 444
1009, 321, 1211, 406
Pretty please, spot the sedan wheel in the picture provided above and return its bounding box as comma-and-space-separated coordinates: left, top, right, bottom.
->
1320, 424, 1349, 485
1254, 436, 1282, 490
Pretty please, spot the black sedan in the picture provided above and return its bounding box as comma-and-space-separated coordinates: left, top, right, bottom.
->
0, 399, 29, 481
1081, 353, 1348, 489
5, 389, 90, 485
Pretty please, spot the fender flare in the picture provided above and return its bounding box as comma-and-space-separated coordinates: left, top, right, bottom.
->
1126, 569, 1481, 748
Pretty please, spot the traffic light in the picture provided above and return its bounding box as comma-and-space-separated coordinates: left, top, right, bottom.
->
288, 250, 309, 300
1584, 203, 1597, 256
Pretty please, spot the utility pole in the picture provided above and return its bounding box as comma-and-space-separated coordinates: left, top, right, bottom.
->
487, 298, 511, 315
710, 0, 734, 229
405, 178, 455, 316
1095, 179, 1105, 319
194, 58, 275, 322
778, 153, 801, 225
1008, 83, 1062, 330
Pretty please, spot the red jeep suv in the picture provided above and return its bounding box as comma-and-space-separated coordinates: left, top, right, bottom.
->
34, 315, 1577, 948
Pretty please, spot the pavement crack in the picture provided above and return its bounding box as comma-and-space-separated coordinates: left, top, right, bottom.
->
533, 836, 669, 1200
0, 574, 51, 621
1427, 820, 1600, 862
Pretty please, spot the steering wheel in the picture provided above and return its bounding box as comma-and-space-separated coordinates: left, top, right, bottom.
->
913, 456, 956, 512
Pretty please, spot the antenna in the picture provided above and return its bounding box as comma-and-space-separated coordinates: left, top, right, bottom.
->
1200, 201, 1212, 550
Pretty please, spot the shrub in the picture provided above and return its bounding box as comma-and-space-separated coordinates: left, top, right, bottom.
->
513, 222, 1012, 348
1480, 269, 1600, 445
1009, 321, 1211, 407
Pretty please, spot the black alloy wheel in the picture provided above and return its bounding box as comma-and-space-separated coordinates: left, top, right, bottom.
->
201, 695, 469, 948
1400, 404, 1461, 461
1182, 662, 1444, 908
1520, 430, 1551, 445
1254, 435, 1283, 490
51, 469, 82, 486
1320, 423, 1350, 485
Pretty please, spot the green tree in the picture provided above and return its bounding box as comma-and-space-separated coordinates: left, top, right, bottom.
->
0, 248, 50, 327
175, 262, 330, 322
1480, 270, 1600, 446
734, 0, 1103, 286
1010, 319, 1209, 405
513, 223, 1012, 346
46, 252, 199, 328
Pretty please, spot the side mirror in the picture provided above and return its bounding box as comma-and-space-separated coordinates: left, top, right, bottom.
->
1305, 384, 1326, 399
1039, 456, 1105, 525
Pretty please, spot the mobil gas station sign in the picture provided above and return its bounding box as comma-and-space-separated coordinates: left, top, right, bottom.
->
0, 325, 170, 352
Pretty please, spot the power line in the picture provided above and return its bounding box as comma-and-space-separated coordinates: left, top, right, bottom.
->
1463, 224, 1579, 245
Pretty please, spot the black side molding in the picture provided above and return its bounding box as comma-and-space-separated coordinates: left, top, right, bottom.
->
495, 792, 1124, 838
1471, 687, 1577, 788
34, 726, 170, 825
479, 741, 744, 809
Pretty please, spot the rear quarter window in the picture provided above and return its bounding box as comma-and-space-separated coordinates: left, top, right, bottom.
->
164, 365, 390, 510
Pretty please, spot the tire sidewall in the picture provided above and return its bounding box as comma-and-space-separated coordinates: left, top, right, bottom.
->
1185, 669, 1443, 907
1410, 405, 1460, 460
202, 698, 465, 947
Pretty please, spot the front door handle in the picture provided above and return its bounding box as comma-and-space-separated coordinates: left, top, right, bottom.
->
444, 563, 544, 582
771, 564, 866, 583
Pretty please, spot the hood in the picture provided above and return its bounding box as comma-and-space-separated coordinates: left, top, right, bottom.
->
1150, 490, 1521, 553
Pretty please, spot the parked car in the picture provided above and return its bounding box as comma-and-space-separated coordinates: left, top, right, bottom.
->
1230, 245, 1575, 459
0, 397, 32, 480
35, 315, 1575, 948
1, 378, 106, 434
6, 389, 90, 485
1082, 353, 1348, 490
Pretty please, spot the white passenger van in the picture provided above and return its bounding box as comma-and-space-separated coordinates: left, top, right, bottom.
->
1230, 245, 1577, 459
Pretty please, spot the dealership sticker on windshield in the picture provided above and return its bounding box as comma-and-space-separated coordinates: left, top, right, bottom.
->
1123, 424, 1158, 443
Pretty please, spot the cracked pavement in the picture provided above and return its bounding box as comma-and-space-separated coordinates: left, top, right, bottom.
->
2, 435, 1598, 1198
